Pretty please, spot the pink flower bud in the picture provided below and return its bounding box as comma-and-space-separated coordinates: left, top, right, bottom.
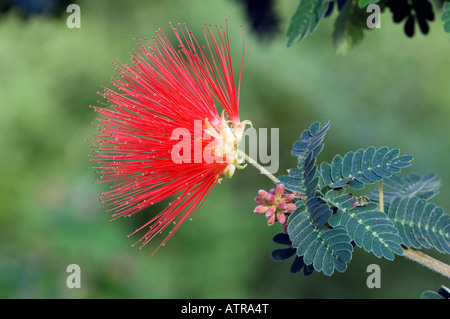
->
254, 196, 264, 204
283, 194, 295, 202
265, 207, 275, 218
275, 184, 285, 199
258, 189, 269, 199
277, 202, 289, 211
277, 212, 286, 224
286, 203, 297, 211
265, 194, 276, 204
254, 205, 268, 214
267, 214, 275, 226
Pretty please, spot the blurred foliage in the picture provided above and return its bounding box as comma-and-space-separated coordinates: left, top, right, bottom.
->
287, 0, 449, 52
0, 0, 449, 299
0, 0, 75, 18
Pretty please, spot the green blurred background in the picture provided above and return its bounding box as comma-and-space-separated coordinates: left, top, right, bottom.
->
0, 0, 449, 299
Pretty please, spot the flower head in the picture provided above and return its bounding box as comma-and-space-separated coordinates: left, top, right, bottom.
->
254, 184, 297, 226
90, 22, 248, 253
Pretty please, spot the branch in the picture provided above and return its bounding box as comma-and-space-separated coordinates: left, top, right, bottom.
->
401, 247, 450, 279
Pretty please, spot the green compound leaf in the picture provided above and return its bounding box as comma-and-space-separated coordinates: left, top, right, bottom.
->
369, 173, 441, 204
292, 121, 330, 159
279, 121, 330, 194
442, 2, 450, 33
287, 0, 328, 46
388, 196, 450, 254
288, 202, 353, 276
324, 192, 403, 260
320, 146, 413, 190
333, 0, 365, 54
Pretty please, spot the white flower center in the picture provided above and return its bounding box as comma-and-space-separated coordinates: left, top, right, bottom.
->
203, 113, 251, 181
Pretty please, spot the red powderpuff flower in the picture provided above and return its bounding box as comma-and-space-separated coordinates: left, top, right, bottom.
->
90, 22, 250, 253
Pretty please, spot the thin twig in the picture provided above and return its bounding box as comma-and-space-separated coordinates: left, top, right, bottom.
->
379, 181, 384, 212
237, 149, 280, 184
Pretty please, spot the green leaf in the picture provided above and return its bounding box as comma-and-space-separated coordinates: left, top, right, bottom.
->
271, 248, 297, 261
279, 121, 330, 194
306, 195, 333, 227
442, 2, 450, 33
320, 161, 333, 186
420, 285, 450, 299
332, 0, 364, 54
325, 191, 355, 227
287, 202, 353, 276
331, 154, 343, 182
286, 0, 328, 46
371, 147, 391, 178
369, 173, 441, 204
325, 194, 403, 260
388, 196, 450, 254
342, 151, 354, 178
277, 175, 306, 193
358, 0, 380, 8
291, 121, 330, 160
320, 146, 413, 190
420, 291, 445, 299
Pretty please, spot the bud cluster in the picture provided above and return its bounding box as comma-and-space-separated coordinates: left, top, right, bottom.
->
254, 184, 297, 226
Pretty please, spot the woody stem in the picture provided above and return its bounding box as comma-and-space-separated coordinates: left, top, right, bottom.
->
401, 247, 450, 279
237, 149, 280, 184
